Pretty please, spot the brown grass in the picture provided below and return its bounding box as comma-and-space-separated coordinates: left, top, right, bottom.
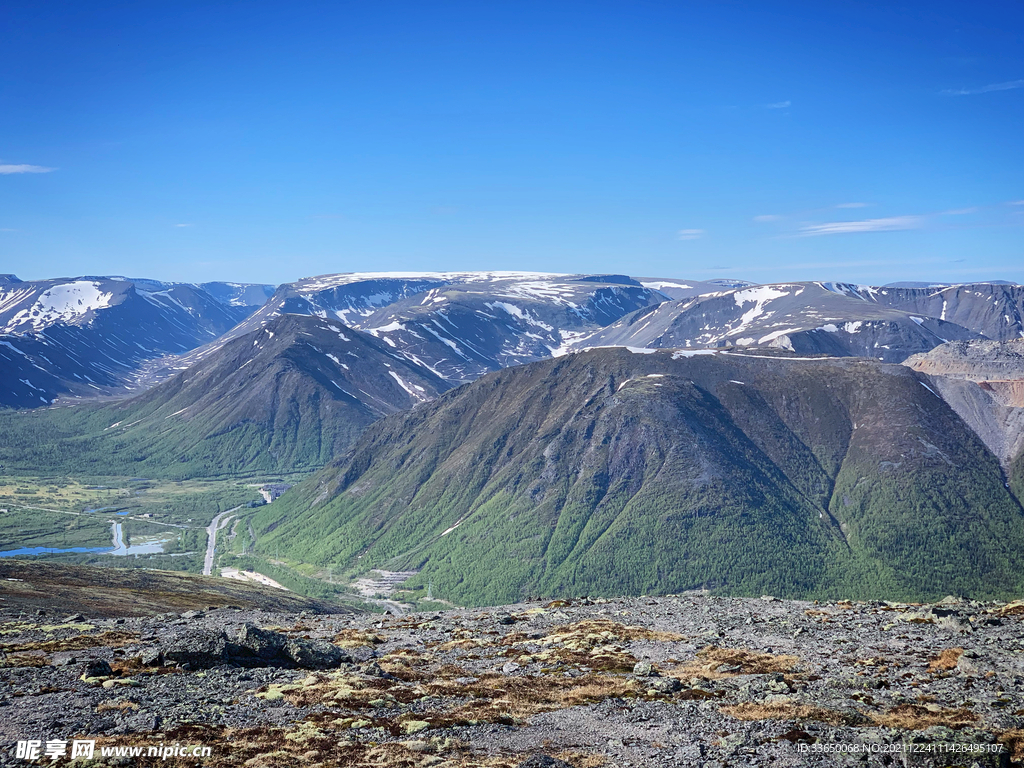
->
332, 628, 387, 648
666, 646, 800, 680
869, 704, 978, 730
546, 619, 685, 643
720, 702, 854, 726
998, 730, 1024, 764
0, 651, 49, 668
927, 647, 964, 672
92, 723, 605, 768
0, 630, 139, 654
995, 600, 1024, 617
494, 619, 683, 673
422, 672, 640, 726
270, 644, 643, 730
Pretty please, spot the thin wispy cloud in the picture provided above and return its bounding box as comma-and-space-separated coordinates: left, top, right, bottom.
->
799, 216, 925, 236
835, 202, 868, 209
174, 223, 193, 228
942, 79, 1024, 96
753, 215, 782, 223
765, 100, 791, 109
677, 228, 705, 240
1009, 200, 1024, 206
0, 163, 55, 175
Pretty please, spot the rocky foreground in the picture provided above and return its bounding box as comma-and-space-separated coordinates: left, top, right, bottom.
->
1, 594, 1022, 767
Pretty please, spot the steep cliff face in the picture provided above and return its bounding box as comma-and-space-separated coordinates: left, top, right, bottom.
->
904, 339, 1024, 467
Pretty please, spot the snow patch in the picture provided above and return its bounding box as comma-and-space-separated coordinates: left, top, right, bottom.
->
640, 281, 693, 290
671, 349, 717, 358
19, 281, 115, 330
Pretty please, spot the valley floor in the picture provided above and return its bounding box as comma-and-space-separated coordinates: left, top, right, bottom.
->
0, 593, 1021, 767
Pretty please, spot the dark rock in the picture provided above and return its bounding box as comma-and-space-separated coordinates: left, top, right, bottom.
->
496, 613, 516, 625
648, 676, 682, 693
139, 648, 162, 666
359, 661, 396, 679
162, 629, 228, 668
82, 659, 112, 678
234, 623, 287, 659
284, 638, 350, 669
516, 757, 573, 768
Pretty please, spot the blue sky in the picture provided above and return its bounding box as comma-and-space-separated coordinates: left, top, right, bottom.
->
1, 1, 1021, 286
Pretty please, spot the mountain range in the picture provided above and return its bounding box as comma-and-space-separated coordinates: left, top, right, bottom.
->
1, 271, 1022, 605
0, 275, 274, 408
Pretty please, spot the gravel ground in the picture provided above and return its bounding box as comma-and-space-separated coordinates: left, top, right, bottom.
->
0, 594, 1021, 767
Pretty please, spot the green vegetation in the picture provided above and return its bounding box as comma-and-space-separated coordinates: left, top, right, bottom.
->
0, 315, 447, 480
0, 475, 262, 573
0, 507, 111, 552
252, 349, 1024, 606
0, 402, 338, 480
3, 344, 1023, 609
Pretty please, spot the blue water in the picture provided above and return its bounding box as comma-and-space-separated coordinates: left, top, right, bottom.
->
82, 507, 112, 514
116, 511, 130, 516
0, 546, 110, 558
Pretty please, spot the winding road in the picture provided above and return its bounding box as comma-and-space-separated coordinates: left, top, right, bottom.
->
202, 507, 240, 576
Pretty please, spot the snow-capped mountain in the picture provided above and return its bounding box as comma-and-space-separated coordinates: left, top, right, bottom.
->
0, 275, 273, 407
578, 281, 1021, 362
138, 272, 671, 384
823, 282, 1024, 342
4, 270, 1022, 411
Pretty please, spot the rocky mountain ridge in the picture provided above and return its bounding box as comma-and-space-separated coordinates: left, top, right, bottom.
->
903, 340, 1024, 481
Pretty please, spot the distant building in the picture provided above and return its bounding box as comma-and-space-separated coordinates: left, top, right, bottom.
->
260, 484, 293, 503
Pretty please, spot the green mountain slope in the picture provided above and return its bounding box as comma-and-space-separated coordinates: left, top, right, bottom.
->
0, 314, 450, 478
253, 349, 1024, 605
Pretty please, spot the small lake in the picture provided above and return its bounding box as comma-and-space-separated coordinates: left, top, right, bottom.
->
1, 522, 174, 558
0, 546, 109, 558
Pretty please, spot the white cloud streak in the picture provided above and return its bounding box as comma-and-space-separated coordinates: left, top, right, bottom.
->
942, 79, 1024, 96
799, 216, 926, 236
0, 163, 55, 175
766, 100, 791, 109
677, 228, 705, 240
